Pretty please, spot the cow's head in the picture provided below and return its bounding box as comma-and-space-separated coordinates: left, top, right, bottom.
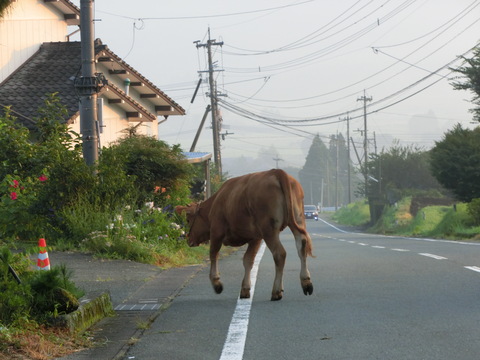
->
175, 203, 210, 247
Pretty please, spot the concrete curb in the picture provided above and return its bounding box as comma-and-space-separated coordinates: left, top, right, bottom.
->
53, 291, 114, 334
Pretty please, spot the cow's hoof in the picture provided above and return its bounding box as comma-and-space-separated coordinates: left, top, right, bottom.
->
213, 282, 223, 294
302, 283, 314, 296
240, 288, 251, 299
271, 291, 283, 301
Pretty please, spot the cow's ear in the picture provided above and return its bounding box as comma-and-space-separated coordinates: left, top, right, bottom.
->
175, 205, 187, 215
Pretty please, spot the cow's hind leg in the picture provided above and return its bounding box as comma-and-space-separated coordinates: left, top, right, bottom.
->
209, 240, 223, 294
265, 234, 286, 301
293, 231, 313, 296
240, 239, 262, 299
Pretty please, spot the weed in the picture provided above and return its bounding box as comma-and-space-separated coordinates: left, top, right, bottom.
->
337, 198, 480, 241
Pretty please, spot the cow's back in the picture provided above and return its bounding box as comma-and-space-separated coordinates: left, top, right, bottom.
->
209, 169, 306, 245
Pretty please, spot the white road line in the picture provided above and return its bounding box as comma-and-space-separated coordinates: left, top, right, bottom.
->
371, 245, 386, 249
317, 217, 350, 233
219, 242, 266, 360
358, 243, 368, 246
391, 248, 410, 252
348, 241, 356, 244
465, 266, 480, 273
318, 217, 480, 246
419, 253, 447, 260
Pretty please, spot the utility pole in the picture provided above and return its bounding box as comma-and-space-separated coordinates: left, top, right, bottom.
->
335, 133, 339, 210
320, 178, 324, 212
195, 29, 224, 175
341, 113, 352, 204
75, 0, 101, 167
273, 155, 283, 168
357, 90, 372, 196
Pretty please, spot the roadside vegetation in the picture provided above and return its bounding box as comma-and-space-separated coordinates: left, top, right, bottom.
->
332, 197, 480, 241
332, 46, 480, 241
0, 94, 216, 358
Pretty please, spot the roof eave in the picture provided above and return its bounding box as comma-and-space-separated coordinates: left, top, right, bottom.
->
100, 84, 157, 122
95, 45, 186, 116
43, 0, 80, 26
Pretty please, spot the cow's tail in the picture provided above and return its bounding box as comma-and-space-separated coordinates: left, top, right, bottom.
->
274, 169, 314, 257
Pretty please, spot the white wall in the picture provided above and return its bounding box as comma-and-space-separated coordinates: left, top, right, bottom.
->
69, 100, 157, 148
0, 0, 70, 82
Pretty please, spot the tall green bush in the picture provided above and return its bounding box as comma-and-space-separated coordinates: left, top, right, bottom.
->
0, 108, 35, 180
430, 124, 480, 202
467, 198, 480, 225
102, 135, 193, 207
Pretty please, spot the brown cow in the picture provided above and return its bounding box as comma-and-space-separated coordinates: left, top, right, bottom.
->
175, 169, 314, 301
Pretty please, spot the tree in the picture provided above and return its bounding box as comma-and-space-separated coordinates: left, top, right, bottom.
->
450, 46, 480, 123
430, 124, 480, 202
299, 135, 329, 206
369, 142, 443, 196
0, 0, 12, 17
366, 142, 445, 224
328, 133, 354, 207
299, 133, 357, 208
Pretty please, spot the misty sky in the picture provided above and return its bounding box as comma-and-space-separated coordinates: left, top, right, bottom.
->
71, 1, 480, 171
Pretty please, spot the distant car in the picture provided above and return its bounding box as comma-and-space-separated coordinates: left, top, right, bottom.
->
304, 205, 319, 221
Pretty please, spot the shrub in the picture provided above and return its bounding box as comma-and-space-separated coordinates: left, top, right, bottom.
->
0, 248, 31, 326
467, 198, 480, 225
56, 196, 112, 244
0, 174, 50, 241
81, 204, 188, 264
0, 247, 83, 326
101, 135, 193, 207
0, 108, 36, 180
29, 265, 83, 318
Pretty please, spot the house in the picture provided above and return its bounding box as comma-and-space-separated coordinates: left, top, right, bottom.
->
0, 0, 185, 145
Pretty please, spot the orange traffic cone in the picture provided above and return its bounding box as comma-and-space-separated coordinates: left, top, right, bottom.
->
37, 238, 51, 270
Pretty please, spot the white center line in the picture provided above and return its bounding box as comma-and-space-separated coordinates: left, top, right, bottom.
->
465, 266, 480, 273
219, 242, 266, 360
371, 245, 386, 249
358, 243, 368, 246
391, 248, 410, 252
419, 253, 447, 260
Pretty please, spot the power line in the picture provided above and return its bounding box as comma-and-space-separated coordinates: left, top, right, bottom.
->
96, 1, 314, 21
218, 42, 477, 128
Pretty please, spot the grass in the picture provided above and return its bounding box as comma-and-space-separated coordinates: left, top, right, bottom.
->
331, 200, 371, 227
333, 198, 480, 241
0, 320, 93, 359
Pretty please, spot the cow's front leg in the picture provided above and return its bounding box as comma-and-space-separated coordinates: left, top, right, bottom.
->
295, 233, 313, 296
209, 240, 223, 294
240, 239, 262, 299
265, 236, 286, 301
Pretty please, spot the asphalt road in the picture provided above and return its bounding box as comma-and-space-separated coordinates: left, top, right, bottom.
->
123, 218, 480, 360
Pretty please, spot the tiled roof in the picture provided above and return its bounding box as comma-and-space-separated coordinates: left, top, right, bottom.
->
95, 42, 186, 116
0, 39, 185, 131
0, 41, 81, 130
